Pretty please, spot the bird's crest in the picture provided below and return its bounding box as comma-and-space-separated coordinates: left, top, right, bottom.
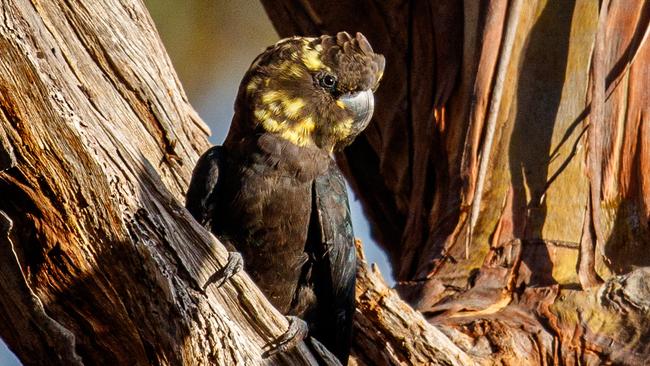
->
229, 32, 385, 151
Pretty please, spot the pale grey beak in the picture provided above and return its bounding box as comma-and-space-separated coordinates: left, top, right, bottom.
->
339, 89, 375, 134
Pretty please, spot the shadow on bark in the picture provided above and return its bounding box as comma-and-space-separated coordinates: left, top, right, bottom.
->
508, 0, 575, 287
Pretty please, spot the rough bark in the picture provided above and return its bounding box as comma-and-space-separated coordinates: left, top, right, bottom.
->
263, 0, 650, 364
0, 0, 474, 365
0, 0, 315, 364
353, 241, 475, 366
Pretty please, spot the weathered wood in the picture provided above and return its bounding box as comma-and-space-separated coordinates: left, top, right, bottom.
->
0, 0, 476, 365
353, 241, 475, 366
0, 0, 325, 364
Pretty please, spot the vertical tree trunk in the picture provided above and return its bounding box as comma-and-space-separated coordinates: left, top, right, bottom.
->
263, 0, 650, 364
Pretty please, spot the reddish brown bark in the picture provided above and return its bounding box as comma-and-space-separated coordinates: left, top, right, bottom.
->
262, 0, 650, 364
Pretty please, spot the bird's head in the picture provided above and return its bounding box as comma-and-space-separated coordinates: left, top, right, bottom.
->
232, 32, 385, 152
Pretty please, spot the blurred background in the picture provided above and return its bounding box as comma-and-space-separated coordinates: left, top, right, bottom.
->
0, 1, 392, 364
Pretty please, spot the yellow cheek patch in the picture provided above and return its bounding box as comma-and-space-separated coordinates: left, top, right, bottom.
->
247, 79, 258, 94
302, 48, 324, 71
268, 102, 282, 115
261, 117, 287, 133
332, 118, 354, 139
298, 116, 315, 133
262, 90, 288, 104
254, 109, 271, 122
288, 64, 304, 78
282, 98, 305, 119
279, 116, 315, 146
336, 100, 346, 109
276, 61, 305, 79
256, 105, 315, 147
262, 91, 305, 119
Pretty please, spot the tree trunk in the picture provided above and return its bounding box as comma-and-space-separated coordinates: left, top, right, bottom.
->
0, 0, 471, 365
262, 0, 650, 364
2, 0, 649, 365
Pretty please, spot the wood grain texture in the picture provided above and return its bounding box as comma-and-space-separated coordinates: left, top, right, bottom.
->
0, 1, 477, 365
0, 0, 321, 364
353, 241, 475, 366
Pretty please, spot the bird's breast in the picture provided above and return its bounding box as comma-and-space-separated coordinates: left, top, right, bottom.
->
213, 145, 325, 313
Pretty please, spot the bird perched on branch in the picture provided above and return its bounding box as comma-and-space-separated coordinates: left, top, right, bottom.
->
185, 31, 384, 364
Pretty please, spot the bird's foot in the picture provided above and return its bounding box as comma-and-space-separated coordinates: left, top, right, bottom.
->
263, 316, 309, 357
203, 252, 243, 290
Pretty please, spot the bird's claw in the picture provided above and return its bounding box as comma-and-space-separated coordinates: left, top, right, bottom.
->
263, 316, 309, 358
203, 252, 243, 290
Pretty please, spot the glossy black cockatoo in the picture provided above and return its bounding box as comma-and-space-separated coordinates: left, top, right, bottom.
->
185, 32, 384, 364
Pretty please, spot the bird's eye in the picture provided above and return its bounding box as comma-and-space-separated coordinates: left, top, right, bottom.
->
319, 74, 337, 89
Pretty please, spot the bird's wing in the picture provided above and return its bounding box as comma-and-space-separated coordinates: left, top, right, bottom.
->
185, 146, 225, 227
312, 162, 356, 362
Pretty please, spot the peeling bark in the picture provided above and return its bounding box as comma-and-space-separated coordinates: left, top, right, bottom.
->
0, 1, 334, 364
263, 0, 650, 364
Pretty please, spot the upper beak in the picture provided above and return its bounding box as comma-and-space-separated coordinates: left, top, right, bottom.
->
339, 89, 375, 133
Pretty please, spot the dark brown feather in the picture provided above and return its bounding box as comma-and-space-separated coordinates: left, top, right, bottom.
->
186, 31, 384, 364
